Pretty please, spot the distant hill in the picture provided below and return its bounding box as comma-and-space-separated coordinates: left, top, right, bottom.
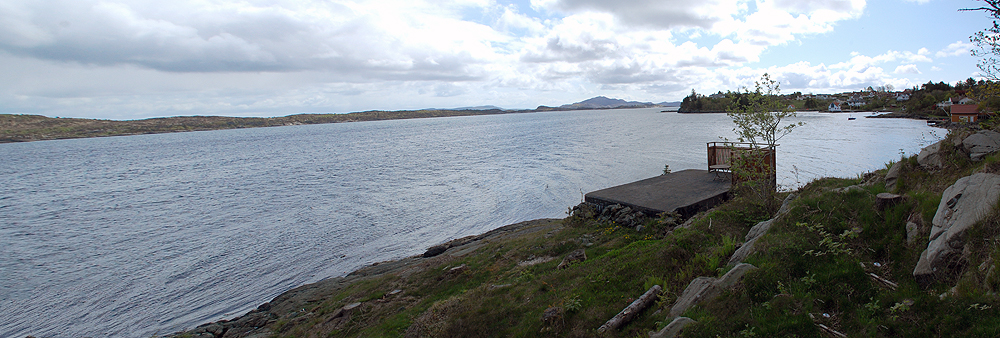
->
559, 96, 656, 109
657, 101, 682, 107
447, 105, 505, 111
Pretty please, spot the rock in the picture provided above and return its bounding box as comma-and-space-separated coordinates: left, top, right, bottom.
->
727, 236, 759, 266
917, 140, 945, 170
668, 263, 757, 318
649, 316, 696, 338
875, 193, 904, 211
729, 193, 797, 266
885, 161, 902, 191
668, 277, 715, 318
963, 130, 1000, 161
192, 322, 225, 336
906, 221, 919, 245
448, 264, 468, 274
597, 204, 647, 228
540, 306, 565, 332
745, 219, 774, 242
913, 173, 1000, 285
541, 306, 563, 323
776, 193, 797, 216
830, 185, 865, 193
422, 244, 448, 258
557, 249, 587, 269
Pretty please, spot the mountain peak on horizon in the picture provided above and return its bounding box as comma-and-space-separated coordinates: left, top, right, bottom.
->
560, 96, 654, 109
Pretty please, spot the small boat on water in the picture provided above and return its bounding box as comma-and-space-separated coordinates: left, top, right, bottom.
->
848, 117, 856, 120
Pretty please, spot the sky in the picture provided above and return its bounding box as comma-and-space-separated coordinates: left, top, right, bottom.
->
0, 0, 993, 119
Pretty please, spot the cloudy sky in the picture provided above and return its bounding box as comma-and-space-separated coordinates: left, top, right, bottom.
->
0, 0, 991, 119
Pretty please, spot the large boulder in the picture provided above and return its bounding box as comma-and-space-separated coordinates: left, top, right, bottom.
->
913, 173, 1000, 285
917, 140, 945, 170
962, 130, 1000, 161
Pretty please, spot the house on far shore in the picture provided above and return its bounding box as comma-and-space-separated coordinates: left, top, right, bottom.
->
896, 93, 911, 101
937, 98, 955, 108
828, 101, 842, 112
951, 104, 981, 122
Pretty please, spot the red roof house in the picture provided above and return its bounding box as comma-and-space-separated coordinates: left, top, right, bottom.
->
951, 104, 980, 122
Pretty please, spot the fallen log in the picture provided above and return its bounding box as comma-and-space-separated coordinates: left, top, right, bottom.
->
597, 285, 662, 333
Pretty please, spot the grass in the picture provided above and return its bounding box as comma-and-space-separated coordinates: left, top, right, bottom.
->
256, 195, 775, 338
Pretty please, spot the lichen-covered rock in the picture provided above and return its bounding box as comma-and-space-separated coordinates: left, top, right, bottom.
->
913, 173, 1000, 285
962, 130, 1000, 161
917, 140, 945, 170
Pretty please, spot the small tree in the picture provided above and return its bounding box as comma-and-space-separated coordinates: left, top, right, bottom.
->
965, 1, 1000, 80
726, 73, 801, 149
725, 74, 803, 210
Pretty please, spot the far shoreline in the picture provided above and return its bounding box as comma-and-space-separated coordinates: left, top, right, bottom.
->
0, 105, 673, 144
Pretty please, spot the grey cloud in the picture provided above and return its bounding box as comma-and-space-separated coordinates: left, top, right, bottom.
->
543, 0, 724, 29
0, 0, 483, 79
773, 0, 859, 14
521, 35, 621, 63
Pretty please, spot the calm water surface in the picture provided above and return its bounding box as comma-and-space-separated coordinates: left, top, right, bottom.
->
0, 109, 943, 337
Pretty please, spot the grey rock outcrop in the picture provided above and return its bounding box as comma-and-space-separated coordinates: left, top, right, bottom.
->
649, 317, 696, 338
666, 263, 757, 319
962, 130, 1000, 161
917, 140, 945, 170
913, 173, 1000, 285
728, 193, 797, 266
885, 161, 902, 191
648, 264, 757, 337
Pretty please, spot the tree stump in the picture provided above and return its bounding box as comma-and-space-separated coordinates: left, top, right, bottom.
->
875, 193, 903, 211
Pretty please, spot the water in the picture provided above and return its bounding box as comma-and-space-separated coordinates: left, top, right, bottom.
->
0, 108, 943, 337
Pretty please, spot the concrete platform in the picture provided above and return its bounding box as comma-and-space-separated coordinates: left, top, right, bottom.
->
584, 169, 732, 218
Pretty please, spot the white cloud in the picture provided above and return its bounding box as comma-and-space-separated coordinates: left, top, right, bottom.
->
937, 40, 973, 57
0, 0, 510, 79
894, 64, 921, 74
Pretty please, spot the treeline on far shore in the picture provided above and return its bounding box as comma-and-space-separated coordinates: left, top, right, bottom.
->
679, 78, 1000, 117
0, 109, 527, 143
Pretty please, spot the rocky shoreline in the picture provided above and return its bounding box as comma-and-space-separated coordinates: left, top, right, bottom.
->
163, 218, 564, 338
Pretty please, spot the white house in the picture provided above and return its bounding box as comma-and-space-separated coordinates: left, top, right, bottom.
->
959, 97, 976, 105
937, 98, 954, 108
847, 95, 866, 107
829, 101, 842, 112
896, 93, 911, 101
